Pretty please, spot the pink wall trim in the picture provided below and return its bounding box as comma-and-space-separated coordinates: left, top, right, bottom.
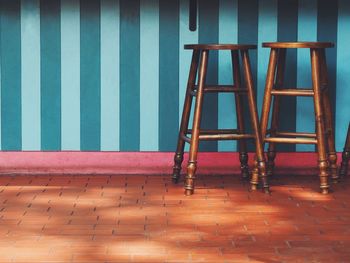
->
0, 152, 341, 175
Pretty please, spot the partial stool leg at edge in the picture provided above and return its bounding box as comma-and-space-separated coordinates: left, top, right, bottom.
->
339, 123, 350, 177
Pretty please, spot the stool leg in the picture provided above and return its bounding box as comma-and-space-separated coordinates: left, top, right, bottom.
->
319, 49, 338, 183
311, 49, 330, 194
231, 50, 249, 179
267, 49, 287, 178
172, 50, 200, 183
339, 123, 350, 177
241, 50, 269, 193
185, 50, 209, 195
259, 48, 279, 190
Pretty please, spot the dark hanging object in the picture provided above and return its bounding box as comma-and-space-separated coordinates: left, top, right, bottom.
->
189, 0, 197, 31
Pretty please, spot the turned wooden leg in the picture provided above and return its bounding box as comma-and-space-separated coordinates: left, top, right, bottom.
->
251, 157, 259, 190
266, 49, 286, 178
319, 49, 338, 183
339, 123, 350, 177
172, 50, 200, 183
184, 50, 208, 196
259, 48, 279, 191
311, 49, 330, 194
241, 50, 269, 193
231, 50, 249, 179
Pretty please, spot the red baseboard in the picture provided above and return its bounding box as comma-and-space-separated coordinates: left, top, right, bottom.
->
0, 151, 342, 175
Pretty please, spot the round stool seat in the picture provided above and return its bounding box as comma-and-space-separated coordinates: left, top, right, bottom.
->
184, 44, 257, 50
262, 42, 334, 49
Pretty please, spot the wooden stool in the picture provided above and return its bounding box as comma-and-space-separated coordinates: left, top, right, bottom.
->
260, 42, 337, 194
339, 123, 350, 177
172, 44, 269, 195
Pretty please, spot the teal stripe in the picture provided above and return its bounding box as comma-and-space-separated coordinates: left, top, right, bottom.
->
61, 0, 80, 150
21, 0, 41, 150
296, 0, 317, 152
238, 0, 258, 151
120, 0, 140, 151
159, 0, 179, 151
80, 0, 101, 151
257, 0, 277, 114
277, 0, 298, 152
179, 0, 198, 152
0, 46, 1, 149
40, 0, 61, 151
257, 1, 276, 152
0, 1, 22, 151
317, 0, 338, 141
101, 0, 120, 151
336, 0, 349, 151
199, 0, 219, 152
140, 0, 159, 151
218, 0, 238, 152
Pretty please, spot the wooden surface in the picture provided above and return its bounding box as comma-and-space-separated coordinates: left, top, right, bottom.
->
262, 42, 334, 49
184, 44, 257, 50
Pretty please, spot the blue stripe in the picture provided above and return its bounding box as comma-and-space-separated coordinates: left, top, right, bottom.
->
257, 0, 277, 114
238, 0, 258, 151
61, 0, 80, 150
0, 46, 1, 149
140, 0, 159, 151
296, 0, 317, 152
317, 0, 338, 143
40, 0, 61, 151
179, 0, 198, 152
199, 0, 219, 152
159, 0, 179, 151
21, 0, 41, 150
277, 0, 298, 152
336, 0, 350, 151
218, 0, 238, 152
257, 0, 277, 152
80, 0, 101, 151
101, 0, 120, 151
120, 0, 140, 151
0, 1, 22, 151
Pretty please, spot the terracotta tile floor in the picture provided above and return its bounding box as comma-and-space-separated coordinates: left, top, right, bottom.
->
0, 173, 350, 262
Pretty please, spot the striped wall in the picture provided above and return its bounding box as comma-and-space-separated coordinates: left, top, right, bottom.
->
0, 0, 349, 152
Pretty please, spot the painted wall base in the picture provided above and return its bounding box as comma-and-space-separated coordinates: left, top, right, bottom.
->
0, 152, 342, 176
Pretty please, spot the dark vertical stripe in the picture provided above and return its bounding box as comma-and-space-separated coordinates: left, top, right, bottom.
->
277, 0, 298, 152
0, 0, 22, 150
80, 0, 101, 151
317, 0, 338, 125
159, 0, 179, 151
238, 0, 258, 151
120, 0, 140, 151
198, 0, 219, 151
40, 0, 61, 150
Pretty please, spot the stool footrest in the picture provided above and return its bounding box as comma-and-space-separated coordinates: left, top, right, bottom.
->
191, 85, 247, 95
181, 132, 255, 142
271, 89, 314, 97
265, 137, 317, 144
199, 134, 255, 141
187, 129, 239, 135
266, 131, 317, 138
